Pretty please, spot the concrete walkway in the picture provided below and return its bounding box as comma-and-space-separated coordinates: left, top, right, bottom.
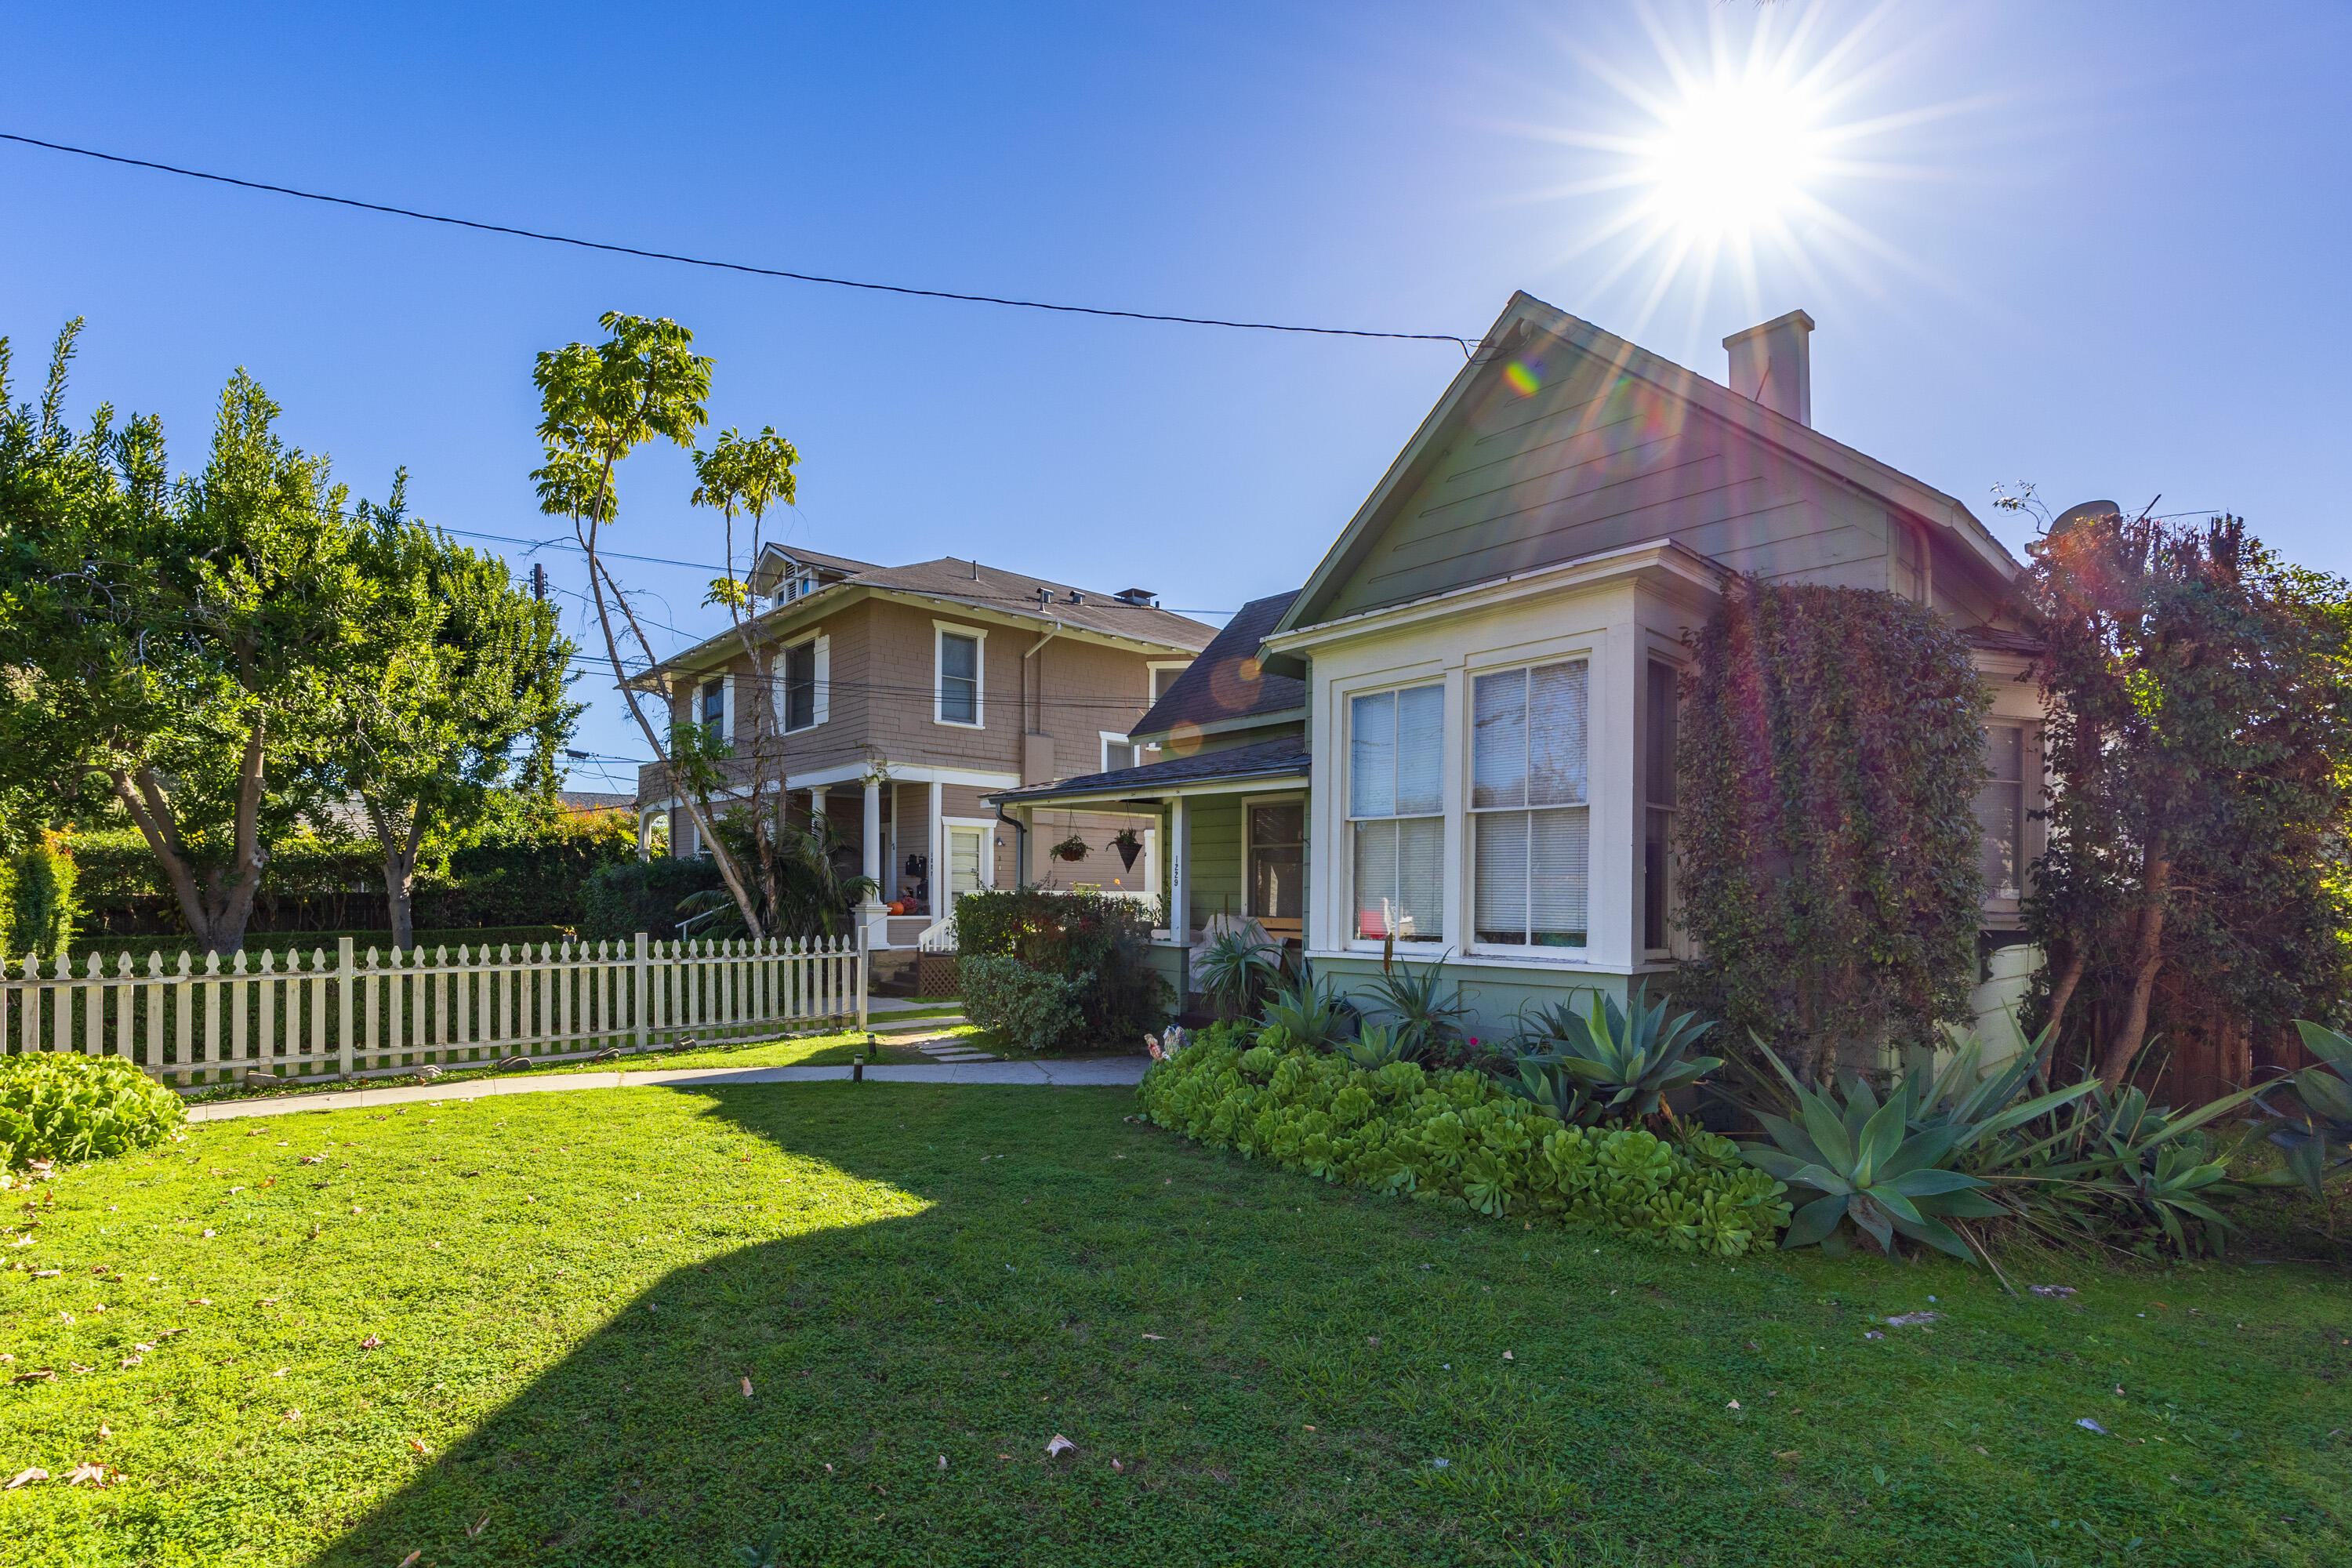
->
181, 1054, 1149, 1122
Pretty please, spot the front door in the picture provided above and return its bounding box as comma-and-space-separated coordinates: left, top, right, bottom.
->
948, 825, 986, 907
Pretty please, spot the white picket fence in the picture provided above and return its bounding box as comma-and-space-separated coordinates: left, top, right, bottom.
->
0, 932, 866, 1091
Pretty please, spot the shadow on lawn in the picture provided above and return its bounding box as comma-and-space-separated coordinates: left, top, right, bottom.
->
314, 1082, 1228, 1568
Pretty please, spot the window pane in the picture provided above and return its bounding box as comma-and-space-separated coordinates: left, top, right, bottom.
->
1250, 844, 1303, 920
1472, 669, 1527, 809
701, 679, 724, 728
1250, 801, 1304, 849
1105, 742, 1134, 771
942, 633, 978, 681
1475, 811, 1528, 945
784, 642, 815, 730
1528, 662, 1588, 806
1976, 724, 2026, 898
1528, 805, 1588, 946
1350, 692, 1396, 818
1643, 807, 1670, 951
942, 677, 977, 724
1646, 660, 1678, 809
1353, 818, 1397, 938
1396, 685, 1445, 815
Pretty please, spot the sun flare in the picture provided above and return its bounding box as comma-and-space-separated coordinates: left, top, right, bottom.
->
1639, 77, 1824, 240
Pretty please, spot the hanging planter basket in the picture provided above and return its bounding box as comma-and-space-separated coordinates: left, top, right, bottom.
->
1112, 830, 1144, 870
1050, 835, 1090, 862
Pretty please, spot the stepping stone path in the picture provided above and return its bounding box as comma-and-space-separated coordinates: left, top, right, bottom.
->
901, 1029, 998, 1065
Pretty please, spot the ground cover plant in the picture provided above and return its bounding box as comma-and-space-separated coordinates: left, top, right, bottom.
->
0, 1085, 2343, 1566
0, 1054, 183, 1170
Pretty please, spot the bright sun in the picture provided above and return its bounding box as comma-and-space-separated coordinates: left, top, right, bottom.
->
1640, 78, 1823, 239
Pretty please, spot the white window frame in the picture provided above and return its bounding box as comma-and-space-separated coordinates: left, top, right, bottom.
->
695, 674, 735, 745
934, 621, 986, 729
1640, 651, 1683, 959
1977, 719, 2036, 907
1147, 659, 1191, 704
1465, 655, 1594, 959
775, 632, 829, 735
940, 815, 999, 897
1099, 731, 1161, 772
1342, 678, 1449, 949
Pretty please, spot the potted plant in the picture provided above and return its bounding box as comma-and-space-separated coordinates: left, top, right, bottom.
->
1110, 827, 1144, 869
1051, 834, 1089, 862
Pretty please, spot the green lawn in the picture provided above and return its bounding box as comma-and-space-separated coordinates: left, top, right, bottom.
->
0, 1084, 2343, 1567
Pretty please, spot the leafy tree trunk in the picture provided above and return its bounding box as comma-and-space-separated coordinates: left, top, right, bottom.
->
2036, 941, 2087, 1080
2098, 840, 2171, 1087
367, 797, 430, 952
107, 729, 271, 956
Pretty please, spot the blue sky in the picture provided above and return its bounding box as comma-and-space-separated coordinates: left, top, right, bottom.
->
6, 2, 2349, 792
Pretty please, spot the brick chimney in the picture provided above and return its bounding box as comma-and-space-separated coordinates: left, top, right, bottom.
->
1722, 310, 1815, 426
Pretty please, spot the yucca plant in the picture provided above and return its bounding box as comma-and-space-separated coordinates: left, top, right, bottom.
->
1513, 986, 1721, 1121
1362, 946, 1474, 1063
1193, 927, 1280, 1020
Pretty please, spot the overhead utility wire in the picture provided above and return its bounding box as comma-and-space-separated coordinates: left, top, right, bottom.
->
1, 131, 1475, 354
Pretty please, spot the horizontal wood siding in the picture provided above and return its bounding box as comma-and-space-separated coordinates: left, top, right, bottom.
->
1185, 795, 1244, 931
1320, 351, 1901, 618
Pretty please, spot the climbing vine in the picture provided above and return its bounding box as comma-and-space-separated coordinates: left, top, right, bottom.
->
1675, 582, 1989, 1084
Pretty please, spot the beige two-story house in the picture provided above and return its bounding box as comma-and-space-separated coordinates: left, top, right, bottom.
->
635, 545, 1214, 948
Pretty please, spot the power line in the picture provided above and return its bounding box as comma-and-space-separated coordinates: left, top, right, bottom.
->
0, 130, 1476, 354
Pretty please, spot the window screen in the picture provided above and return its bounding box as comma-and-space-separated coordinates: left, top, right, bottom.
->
782, 641, 816, 731
1349, 684, 1443, 941
1472, 661, 1588, 948
939, 633, 979, 724
1249, 800, 1305, 921
1976, 723, 2027, 900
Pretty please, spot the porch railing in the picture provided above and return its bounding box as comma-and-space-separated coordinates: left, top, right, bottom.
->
1, 931, 866, 1091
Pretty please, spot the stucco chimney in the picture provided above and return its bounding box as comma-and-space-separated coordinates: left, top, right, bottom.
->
1722, 310, 1815, 426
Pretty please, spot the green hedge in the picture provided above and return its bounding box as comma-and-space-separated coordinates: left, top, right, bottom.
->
0, 1053, 184, 1169
1138, 1029, 1792, 1257
953, 887, 1167, 1044
580, 859, 725, 942
42, 927, 574, 970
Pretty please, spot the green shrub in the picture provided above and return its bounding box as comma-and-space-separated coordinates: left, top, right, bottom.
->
5, 837, 77, 962
1139, 1031, 1791, 1256
959, 954, 1086, 1054
953, 887, 1169, 1045
0, 1053, 185, 1170
580, 858, 725, 942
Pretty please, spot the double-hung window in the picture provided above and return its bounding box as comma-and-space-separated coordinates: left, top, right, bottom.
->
1976, 723, 2027, 901
779, 640, 817, 732
1472, 660, 1589, 949
699, 677, 726, 734
938, 630, 982, 726
1349, 684, 1444, 942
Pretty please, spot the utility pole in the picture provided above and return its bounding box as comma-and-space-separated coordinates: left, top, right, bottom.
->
531, 561, 549, 601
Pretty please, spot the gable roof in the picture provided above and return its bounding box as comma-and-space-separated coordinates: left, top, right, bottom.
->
1273, 291, 2024, 637
748, 543, 882, 590
1131, 589, 1305, 742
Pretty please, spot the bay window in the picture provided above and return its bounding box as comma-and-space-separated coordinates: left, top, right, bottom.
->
1349, 683, 1444, 942
1472, 659, 1588, 949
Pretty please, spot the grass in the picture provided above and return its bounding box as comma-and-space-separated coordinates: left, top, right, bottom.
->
0, 1087, 2343, 1568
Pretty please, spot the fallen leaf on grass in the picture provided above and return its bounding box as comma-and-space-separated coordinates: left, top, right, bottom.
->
1885, 1311, 1940, 1327
67, 1363, 92, 1374
2077, 1418, 2111, 1436
407, 1438, 430, 1455
1726, 1400, 1741, 1410
118, 1356, 142, 1369
1140, 1334, 1165, 1341
10, 1370, 55, 1385
6, 1468, 47, 1489
188, 1299, 211, 1307
32, 1270, 60, 1279
936, 1456, 947, 1471
741, 1377, 753, 1398
1773, 1450, 1800, 1461
298, 1156, 325, 1167
2030, 1284, 2077, 1298
398, 1554, 421, 1567
466, 1514, 489, 1539
1863, 1331, 1885, 1341
65, 1461, 114, 1488
1046, 1434, 1076, 1458
360, 1335, 382, 1352
1501, 1351, 1514, 1362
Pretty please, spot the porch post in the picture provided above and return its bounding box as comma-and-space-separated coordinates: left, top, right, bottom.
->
927, 778, 944, 915
1167, 795, 1189, 946
861, 777, 884, 889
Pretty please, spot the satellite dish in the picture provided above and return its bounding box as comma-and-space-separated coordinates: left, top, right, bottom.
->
2047, 499, 2122, 538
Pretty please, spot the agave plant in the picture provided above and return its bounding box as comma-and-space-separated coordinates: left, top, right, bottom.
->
2253, 1022, 2352, 1197
1362, 947, 1475, 1063
1257, 966, 1358, 1053
1986, 1080, 2262, 1256
1739, 1065, 2009, 1259
1501, 1058, 1592, 1124
1192, 928, 1280, 1020
1341, 1022, 1420, 1070
1513, 987, 1722, 1121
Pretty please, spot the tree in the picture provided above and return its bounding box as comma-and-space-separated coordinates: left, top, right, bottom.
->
691, 426, 800, 930
1674, 581, 1989, 1086
311, 478, 581, 949
530, 314, 767, 937
2021, 509, 2352, 1088
0, 321, 375, 954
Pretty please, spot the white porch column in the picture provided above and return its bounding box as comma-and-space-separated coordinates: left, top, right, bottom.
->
861, 779, 883, 889
1167, 794, 1189, 944
927, 778, 945, 915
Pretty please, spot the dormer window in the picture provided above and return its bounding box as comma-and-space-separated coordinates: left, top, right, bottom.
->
771, 568, 817, 608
